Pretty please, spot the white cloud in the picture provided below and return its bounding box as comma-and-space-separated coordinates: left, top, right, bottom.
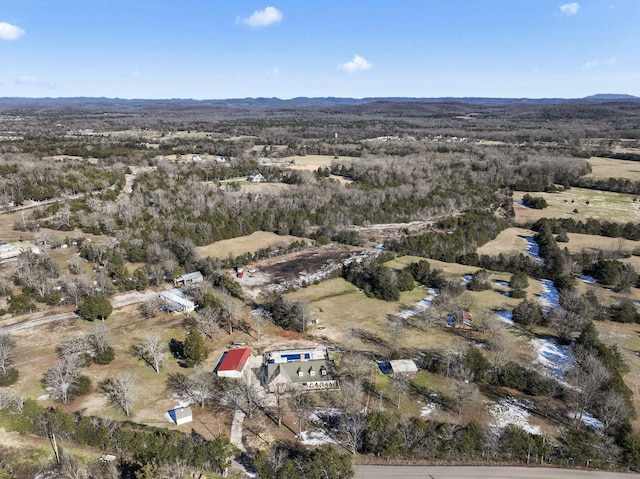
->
582, 57, 619, 69
15, 76, 56, 89
582, 60, 599, 69
239, 6, 283, 28
559, 3, 580, 15
339, 55, 372, 73
0, 22, 25, 40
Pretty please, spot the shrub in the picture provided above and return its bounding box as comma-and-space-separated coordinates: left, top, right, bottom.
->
0, 368, 18, 386
93, 346, 115, 365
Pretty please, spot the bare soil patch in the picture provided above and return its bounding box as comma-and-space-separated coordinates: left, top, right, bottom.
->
237, 243, 362, 298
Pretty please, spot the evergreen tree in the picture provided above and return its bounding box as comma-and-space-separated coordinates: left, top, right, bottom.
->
77, 294, 113, 321
182, 328, 208, 367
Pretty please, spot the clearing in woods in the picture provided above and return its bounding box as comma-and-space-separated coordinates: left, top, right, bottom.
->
585, 156, 640, 181
513, 188, 640, 224
196, 231, 310, 259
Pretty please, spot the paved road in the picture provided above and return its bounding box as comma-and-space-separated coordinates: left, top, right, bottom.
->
353, 465, 640, 479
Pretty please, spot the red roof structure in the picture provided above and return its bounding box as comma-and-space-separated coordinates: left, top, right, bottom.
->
215, 348, 252, 377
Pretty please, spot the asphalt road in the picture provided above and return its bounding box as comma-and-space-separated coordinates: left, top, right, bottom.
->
353, 465, 640, 479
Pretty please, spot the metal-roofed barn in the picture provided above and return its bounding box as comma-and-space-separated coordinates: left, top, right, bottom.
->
215, 348, 252, 378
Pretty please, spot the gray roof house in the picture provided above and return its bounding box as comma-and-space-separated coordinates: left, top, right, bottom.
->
264, 347, 339, 393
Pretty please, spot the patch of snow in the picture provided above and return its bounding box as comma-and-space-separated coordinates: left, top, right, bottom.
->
569, 411, 604, 433
420, 402, 439, 418
580, 275, 597, 284
37, 394, 50, 401
395, 288, 438, 319
538, 279, 560, 312
495, 309, 513, 325
515, 200, 531, 209
300, 429, 338, 446
488, 398, 540, 435
461, 274, 472, 284
494, 280, 510, 288
530, 337, 574, 381
523, 236, 543, 264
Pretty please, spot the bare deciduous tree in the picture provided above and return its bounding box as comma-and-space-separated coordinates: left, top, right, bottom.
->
0, 333, 16, 375
100, 372, 137, 416
333, 378, 367, 454
43, 358, 83, 404
133, 335, 167, 373
224, 374, 263, 419
166, 368, 217, 408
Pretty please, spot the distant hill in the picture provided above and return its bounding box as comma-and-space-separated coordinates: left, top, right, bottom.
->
0, 94, 638, 109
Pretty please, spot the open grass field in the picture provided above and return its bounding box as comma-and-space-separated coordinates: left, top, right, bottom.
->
562, 233, 640, 256
6, 304, 242, 442
196, 231, 310, 260
513, 188, 640, 224
585, 156, 640, 181
476, 227, 535, 256
282, 154, 360, 171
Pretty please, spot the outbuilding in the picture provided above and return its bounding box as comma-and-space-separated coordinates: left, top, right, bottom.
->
389, 359, 419, 376
215, 348, 252, 378
169, 406, 193, 425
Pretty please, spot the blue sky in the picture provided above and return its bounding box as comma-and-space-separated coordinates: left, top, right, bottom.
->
1, 1, 638, 99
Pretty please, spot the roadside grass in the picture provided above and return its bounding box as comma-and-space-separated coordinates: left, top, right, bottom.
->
196, 231, 309, 260
513, 188, 640, 224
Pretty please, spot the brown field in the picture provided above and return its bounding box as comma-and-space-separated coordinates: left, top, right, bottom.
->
476, 227, 535, 256
196, 231, 310, 259
287, 277, 465, 352
562, 233, 640, 256
282, 154, 360, 171
585, 156, 640, 181
513, 188, 640, 224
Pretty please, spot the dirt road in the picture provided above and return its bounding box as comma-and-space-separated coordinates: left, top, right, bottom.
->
353, 465, 640, 479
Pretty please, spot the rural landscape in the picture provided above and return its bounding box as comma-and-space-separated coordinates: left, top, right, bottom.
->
2, 96, 640, 479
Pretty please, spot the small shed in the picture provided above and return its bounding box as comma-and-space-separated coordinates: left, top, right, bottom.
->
173, 271, 203, 287
215, 348, 252, 378
169, 406, 193, 425
389, 359, 419, 376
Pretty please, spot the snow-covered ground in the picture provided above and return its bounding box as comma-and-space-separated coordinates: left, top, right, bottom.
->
419, 402, 439, 418
495, 309, 513, 325
488, 398, 540, 435
530, 337, 574, 382
396, 288, 438, 319
523, 236, 543, 263
568, 411, 604, 433
300, 429, 338, 446
538, 279, 560, 313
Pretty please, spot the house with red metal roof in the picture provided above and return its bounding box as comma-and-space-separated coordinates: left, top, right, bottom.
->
215, 348, 252, 378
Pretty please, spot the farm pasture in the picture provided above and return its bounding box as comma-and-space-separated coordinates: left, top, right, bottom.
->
513, 188, 640, 224
476, 227, 535, 256
196, 231, 310, 260
585, 156, 640, 181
